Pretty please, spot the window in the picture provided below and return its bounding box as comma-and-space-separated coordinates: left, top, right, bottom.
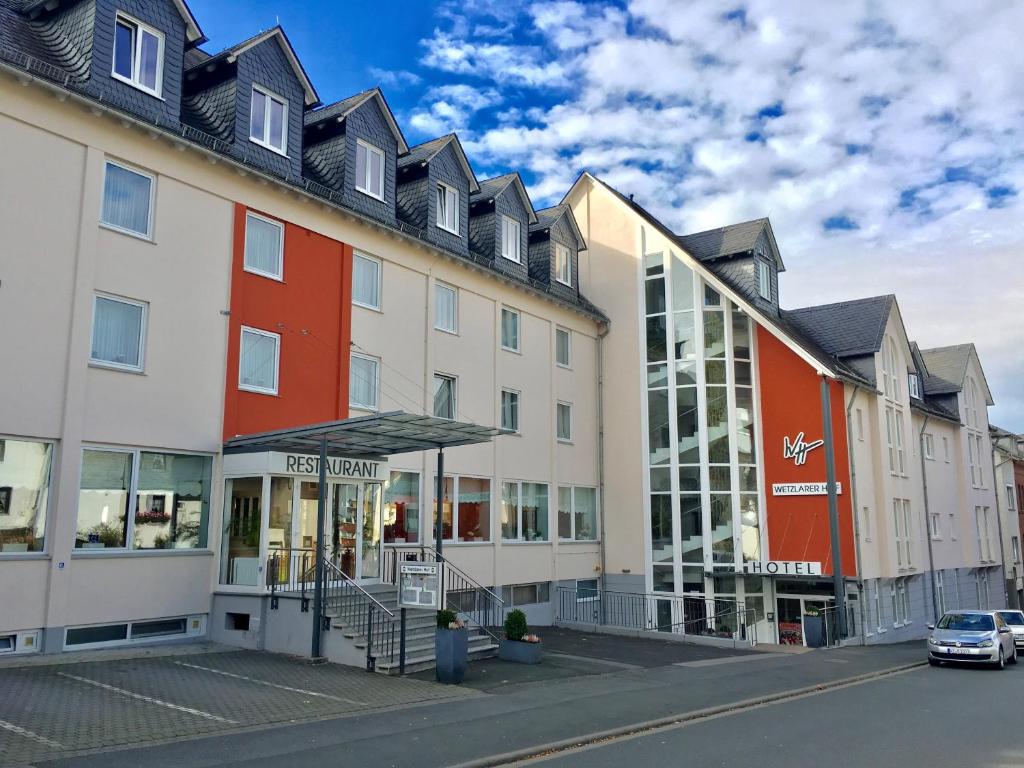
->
901, 579, 911, 623
861, 505, 872, 541
384, 471, 419, 544
349, 354, 379, 411
243, 212, 283, 280
101, 160, 154, 238
436, 182, 459, 234
555, 243, 571, 285
757, 260, 771, 300
239, 326, 280, 395
501, 582, 551, 606
433, 475, 491, 542
874, 585, 884, 633
433, 374, 456, 419
929, 511, 941, 539
1008, 484, 1017, 511
501, 215, 521, 262
91, 294, 146, 372
936, 571, 945, 614
855, 408, 863, 440
890, 584, 900, 626
885, 407, 896, 473
893, 499, 913, 569
908, 373, 921, 399
435, 282, 457, 333
112, 13, 163, 96
353, 254, 381, 310
976, 506, 993, 562
76, 448, 212, 550
0, 438, 52, 553
942, 436, 950, 462
501, 481, 548, 541
894, 411, 906, 474
923, 433, 934, 460
501, 307, 520, 352
1013, 536, 1021, 564
558, 486, 598, 541
576, 578, 599, 601
355, 140, 385, 199
555, 327, 571, 368
501, 389, 519, 433
250, 85, 288, 154
556, 402, 572, 442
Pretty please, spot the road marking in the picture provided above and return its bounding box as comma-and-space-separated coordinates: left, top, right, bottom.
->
57, 672, 237, 724
675, 654, 782, 668
545, 652, 642, 669
0, 719, 63, 749
173, 661, 368, 706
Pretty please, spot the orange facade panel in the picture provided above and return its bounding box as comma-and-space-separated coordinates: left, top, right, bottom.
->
757, 326, 857, 577
223, 203, 353, 440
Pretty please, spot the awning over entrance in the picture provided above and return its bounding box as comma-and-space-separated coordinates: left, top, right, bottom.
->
223, 411, 505, 459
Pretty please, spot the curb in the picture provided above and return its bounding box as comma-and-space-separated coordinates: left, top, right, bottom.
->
449, 660, 927, 767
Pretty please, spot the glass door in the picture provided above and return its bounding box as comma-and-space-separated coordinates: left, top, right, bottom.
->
361, 483, 381, 580
331, 483, 359, 579
777, 597, 804, 645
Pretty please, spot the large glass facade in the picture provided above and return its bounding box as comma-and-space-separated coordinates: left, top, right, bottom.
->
644, 250, 763, 613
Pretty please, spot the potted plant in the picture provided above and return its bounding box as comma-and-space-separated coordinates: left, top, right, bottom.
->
498, 609, 543, 664
434, 608, 469, 683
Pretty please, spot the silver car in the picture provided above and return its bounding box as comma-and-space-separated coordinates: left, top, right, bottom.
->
996, 610, 1024, 650
927, 610, 1018, 669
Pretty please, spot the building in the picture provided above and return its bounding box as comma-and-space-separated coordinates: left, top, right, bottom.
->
991, 425, 1024, 608
0, 0, 1008, 658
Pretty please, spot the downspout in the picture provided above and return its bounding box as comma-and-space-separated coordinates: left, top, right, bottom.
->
597, 321, 611, 603
919, 416, 939, 623
992, 447, 1012, 608
844, 385, 868, 644
820, 376, 847, 637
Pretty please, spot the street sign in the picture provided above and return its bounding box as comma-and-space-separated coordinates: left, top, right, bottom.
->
398, 563, 440, 609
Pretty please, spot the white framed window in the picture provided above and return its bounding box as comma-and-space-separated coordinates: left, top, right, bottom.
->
558, 486, 598, 541
936, 571, 945, 614
352, 253, 381, 310
976, 505, 993, 562
555, 243, 571, 285
942, 436, 950, 462
923, 433, 934, 460
435, 282, 458, 334
355, 140, 385, 200
900, 579, 911, 623
501, 389, 519, 433
894, 411, 906, 474
861, 505, 871, 541
757, 260, 771, 300
239, 326, 280, 395
433, 373, 456, 420
893, 498, 912, 569
575, 577, 600, 601
243, 211, 284, 280
501, 480, 549, 541
249, 84, 288, 154
556, 401, 572, 442
874, 585, 884, 633
90, 294, 147, 372
501, 307, 520, 352
349, 354, 379, 411
101, 160, 155, 238
436, 182, 459, 234
112, 13, 164, 97
885, 407, 896, 473
929, 511, 941, 540
432, 474, 492, 542
1008, 484, 1017, 512
908, 373, 921, 399
1013, 536, 1021, 563
501, 215, 521, 262
555, 327, 571, 368
890, 583, 900, 626
0, 437, 53, 554
855, 408, 863, 441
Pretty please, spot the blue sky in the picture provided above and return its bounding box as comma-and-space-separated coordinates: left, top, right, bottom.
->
190, 0, 1024, 430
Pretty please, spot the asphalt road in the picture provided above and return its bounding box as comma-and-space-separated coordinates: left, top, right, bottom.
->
530, 661, 1024, 768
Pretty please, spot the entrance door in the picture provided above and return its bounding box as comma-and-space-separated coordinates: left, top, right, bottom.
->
296, 481, 382, 582
777, 597, 804, 645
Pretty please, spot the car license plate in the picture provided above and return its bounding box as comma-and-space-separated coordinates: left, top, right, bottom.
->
947, 648, 974, 655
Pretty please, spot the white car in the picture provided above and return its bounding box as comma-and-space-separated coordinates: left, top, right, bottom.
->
927, 610, 1018, 669
996, 610, 1024, 651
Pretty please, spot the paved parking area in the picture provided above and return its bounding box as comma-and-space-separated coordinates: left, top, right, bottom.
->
0, 649, 477, 765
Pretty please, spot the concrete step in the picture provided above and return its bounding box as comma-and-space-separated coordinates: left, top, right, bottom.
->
355, 629, 494, 656
375, 641, 499, 675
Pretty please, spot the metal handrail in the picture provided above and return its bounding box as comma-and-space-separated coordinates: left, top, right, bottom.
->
322, 559, 395, 618
392, 544, 504, 603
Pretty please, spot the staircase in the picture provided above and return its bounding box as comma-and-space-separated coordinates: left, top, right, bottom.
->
326, 582, 498, 675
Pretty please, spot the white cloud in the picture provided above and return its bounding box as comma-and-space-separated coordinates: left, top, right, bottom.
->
409, 84, 502, 137
367, 68, 422, 88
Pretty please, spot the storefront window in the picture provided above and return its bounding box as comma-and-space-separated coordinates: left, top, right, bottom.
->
76, 450, 132, 549
0, 438, 52, 553
501, 482, 519, 540
268, 477, 293, 552
457, 477, 490, 541
220, 477, 262, 585
133, 452, 212, 550
503, 481, 548, 541
384, 471, 419, 543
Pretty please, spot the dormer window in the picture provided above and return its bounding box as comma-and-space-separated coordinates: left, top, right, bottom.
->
356, 140, 385, 200
112, 13, 164, 97
757, 260, 771, 300
250, 85, 288, 155
436, 182, 459, 234
555, 243, 571, 285
908, 373, 921, 399
501, 215, 521, 263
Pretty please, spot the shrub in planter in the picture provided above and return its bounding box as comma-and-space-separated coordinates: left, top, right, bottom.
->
435, 609, 468, 683
499, 609, 542, 664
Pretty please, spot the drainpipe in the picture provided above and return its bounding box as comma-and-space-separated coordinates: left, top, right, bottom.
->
919, 416, 939, 623
991, 447, 1012, 608
820, 376, 848, 637
597, 321, 611, 605
844, 384, 868, 644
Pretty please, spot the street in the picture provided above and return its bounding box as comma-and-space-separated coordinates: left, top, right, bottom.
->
530, 662, 1024, 768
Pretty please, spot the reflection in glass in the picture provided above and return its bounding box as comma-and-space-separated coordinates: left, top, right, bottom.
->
678, 465, 701, 492
362, 483, 381, 578
76, 450, 131, 549
673, 311, 696, 361
457, 477, 490, 541
671, 254, 694, 311
732, 309, 751, 359
736, 387, 757, 463
740, 494, 760, 561
521, 482, 548, 541
646, 316, 667, 362
0, 439, 51, 553
709, 465, 731, 492
706, 387, 731, 462
645, 278, 666, 315
644, 251, 664, 276
267, 477, 293, 584
650, 495, 673, 563
710, 493, 733, 564
648, 390, 671, 465
653, 564, 674, 592
676, 386, 699, 463
433, 476, 455, 541
650, 467, 672, 492
501, 482, 519, 540
680, 495, 702, 563
705, 359, 726, 384
703, 311, 726, 358
647, 363, 668, 388
574, 487, 597, 540
134, 452, 212, 550
558, 486, 572, 539
384, 471, 419, 543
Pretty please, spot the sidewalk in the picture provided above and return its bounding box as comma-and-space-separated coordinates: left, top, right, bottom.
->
38, 639, 926, 768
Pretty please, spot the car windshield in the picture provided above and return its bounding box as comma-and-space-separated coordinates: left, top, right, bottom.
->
937, 613, 994, 632
997, 611, 1024, 626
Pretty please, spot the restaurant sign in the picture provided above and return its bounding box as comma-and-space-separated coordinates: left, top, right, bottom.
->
270, 452, 387, 481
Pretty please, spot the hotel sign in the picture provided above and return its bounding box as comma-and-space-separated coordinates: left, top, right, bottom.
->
745, 560, 822, 576
270, 453, 386, 481
772, 482, 842, 496
782, 432, 824, 466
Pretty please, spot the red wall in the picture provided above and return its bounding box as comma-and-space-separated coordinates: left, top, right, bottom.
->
757, 326, 857, 577
223, 203, 353, 439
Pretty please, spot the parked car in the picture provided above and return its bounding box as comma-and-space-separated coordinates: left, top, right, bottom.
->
996, 610, 1024, 651
927, 610, 1017, 669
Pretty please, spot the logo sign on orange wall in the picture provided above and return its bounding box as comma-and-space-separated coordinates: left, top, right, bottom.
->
782, 432, 824, 466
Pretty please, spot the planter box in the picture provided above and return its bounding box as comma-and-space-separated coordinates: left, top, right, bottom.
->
498, 638, 543, 664
435, 628, 469, 683
803, 615, 825, 648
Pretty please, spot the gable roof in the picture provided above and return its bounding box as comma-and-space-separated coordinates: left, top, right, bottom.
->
531, 204, 584, 249
23, 0, 206, 43
398, 134, 479, 193
195, 26, 318, 106
784, 296, 895, 359
676, 218, 784, 270
304, 87, 408, 153
920, 344, 995, 405
471, 172, 537, 224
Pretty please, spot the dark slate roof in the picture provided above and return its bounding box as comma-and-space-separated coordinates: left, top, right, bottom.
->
784, 296, 894, 358
531, 204, 585, 249
184, 46, 211, 69
471, 172, 538, 224
0, 0, 71, 77
23, 0, 205, 43
677, 218, 766, 261
303, 87, 409, 154
919, 345, 971, 391
398, 133, 479, 192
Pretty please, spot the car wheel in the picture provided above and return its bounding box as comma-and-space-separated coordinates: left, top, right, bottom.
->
996, 647, 1005, 670
1010, 647, 1018, 665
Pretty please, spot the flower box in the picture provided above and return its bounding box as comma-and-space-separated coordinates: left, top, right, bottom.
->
435, 627, 469, 683
498, 638, 543, 664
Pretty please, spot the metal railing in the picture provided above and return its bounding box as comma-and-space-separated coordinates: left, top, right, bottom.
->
808, 606, 843, 648
383, 545, 504, 641
267, 548, 315, 611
